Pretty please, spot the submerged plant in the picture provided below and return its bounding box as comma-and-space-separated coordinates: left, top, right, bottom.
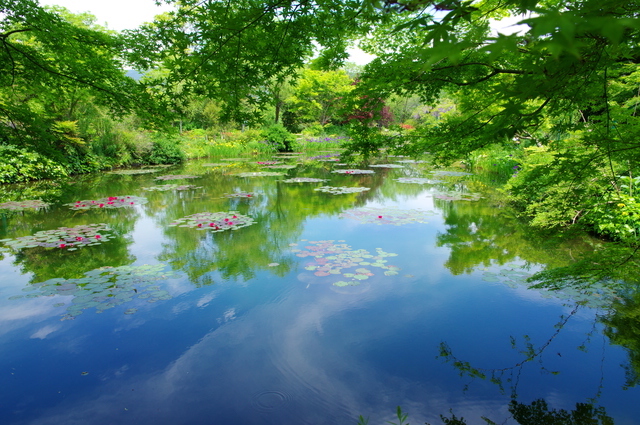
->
11, 264, 179, 319
169, 211, 256, 231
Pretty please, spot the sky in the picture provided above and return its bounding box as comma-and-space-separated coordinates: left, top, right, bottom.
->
39, 0, 174, 31
37, 0, 524, 65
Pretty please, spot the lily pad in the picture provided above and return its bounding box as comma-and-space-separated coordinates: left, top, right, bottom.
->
0, 200, 49, 211
368, 164, 405, 168
339, 206, 436, 225
430, 170, 473, 176
314, 186, 370, 195
168, 211, 255, 231
264, 164, 298, 169
331, 169, 375, 175
107, 169, 160, 175
235, 172, 285, 177
256, 161, 280, 165
154, 174, 201, 181
282, 177, 328, 183
67, 196, 148, 209
395, 177, 442, 184
222, 192, 256, 198
0, 223, 113, 251
202, 163, 232, 167
142, 184, 202, 191
396, 160, 428, 164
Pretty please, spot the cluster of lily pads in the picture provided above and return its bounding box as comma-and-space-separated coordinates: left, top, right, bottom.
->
314, 186, 370, 195
67, 196, 148, 209
168, 211, 255, 231
264, 164, 297, 169
290, 240, 401, 287
332, 169, 375, 175
282, 177, 328, 183
0, 199, 49, 211
107, 169, 160, 175
395, 177, 443, 185
339, 206, 436, 225
155, 174, 201, 181
0, 223, 112, 251
256, 161, 279, 165
222, 192, 256, 198
235, 171, 285, 177
430, 170, 473, 177
142, 184, 202, 191
13, 264, 178, 319
369, 164, 405, 168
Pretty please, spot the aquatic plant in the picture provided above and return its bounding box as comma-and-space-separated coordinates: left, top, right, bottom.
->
154, 174, 201, 180
235, 171, 285, 177
282, 177, 328, 183
430, 170, 473, 176
433, 190, 482, 201
396, 160, 428, 164
368, 164, 405, 168
332, 169, 375, 175
256, 161, 280, 165
142, 184, 202, 191
0, 223, 112, 251
222, 192, 256, 198
0, 199, 49, 211
395, 177, 443, 184
11, 264, 179, 319
314, 186, 370, 194
67, 196, 148, 209
107, 169, 160, 175
202, 163, 232, 167
169, 211, 255, 231
339, 206, 435, 225
290, 239, 400, 286
264, 164, 298, 169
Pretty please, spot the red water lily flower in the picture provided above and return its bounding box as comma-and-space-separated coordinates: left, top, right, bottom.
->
95, 235, 101, 239
59, 243, 66, 248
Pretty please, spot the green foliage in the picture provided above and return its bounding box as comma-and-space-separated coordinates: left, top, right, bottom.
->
261, 124, 298, 152
145, 136, 186, 164
0, 145, 68, 184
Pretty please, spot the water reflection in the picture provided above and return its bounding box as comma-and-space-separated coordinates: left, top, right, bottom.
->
1, 157, 640, 425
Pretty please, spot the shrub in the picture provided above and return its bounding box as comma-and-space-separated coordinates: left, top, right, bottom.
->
145, 136, 186, 164
0, 145, 68, 184
261, 124, 297, 152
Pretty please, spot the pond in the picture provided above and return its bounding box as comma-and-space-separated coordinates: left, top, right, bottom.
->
1, 155, 639, 425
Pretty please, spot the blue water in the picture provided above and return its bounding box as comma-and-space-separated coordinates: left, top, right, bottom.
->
1, 158, 639, 425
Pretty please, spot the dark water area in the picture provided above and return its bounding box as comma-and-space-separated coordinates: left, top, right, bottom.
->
1, 156, 639, 425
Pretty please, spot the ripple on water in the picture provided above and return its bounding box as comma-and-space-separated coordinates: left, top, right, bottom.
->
250, 390, 291, 412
